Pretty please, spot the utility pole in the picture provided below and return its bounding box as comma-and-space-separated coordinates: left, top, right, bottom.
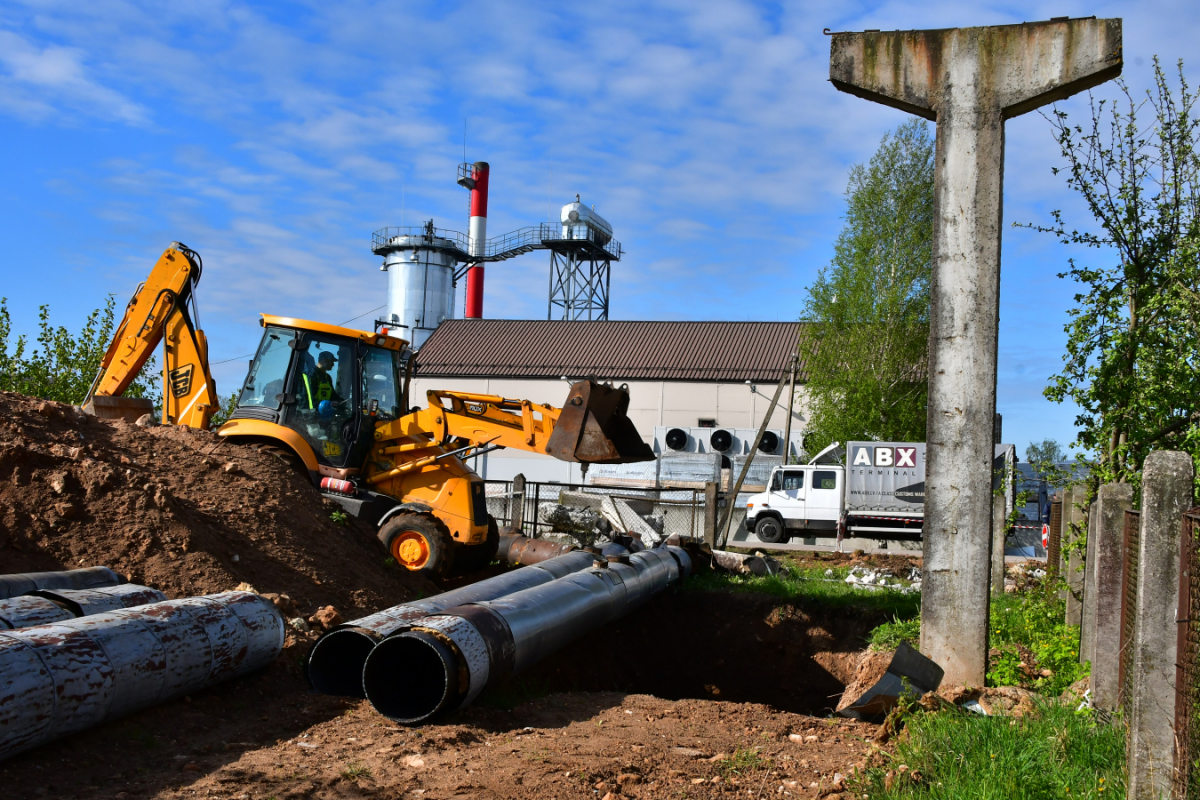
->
781, 354, 798, 464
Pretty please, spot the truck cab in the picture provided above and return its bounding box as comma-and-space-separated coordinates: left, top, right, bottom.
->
745, 446, 845, 545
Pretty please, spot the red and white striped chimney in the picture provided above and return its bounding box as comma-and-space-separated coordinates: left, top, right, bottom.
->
464, 161, 489, 318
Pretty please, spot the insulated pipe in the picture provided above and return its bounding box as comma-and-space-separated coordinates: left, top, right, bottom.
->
0, 591, 283, 760
501, 534, 576, 566
362, 545, 692, 724
464, 161, 489, 318
0, 566, 122, 600
0, 584, 168, 630
307, 549, 595, 697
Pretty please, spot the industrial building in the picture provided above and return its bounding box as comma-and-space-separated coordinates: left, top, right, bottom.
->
411, 319, 808, 483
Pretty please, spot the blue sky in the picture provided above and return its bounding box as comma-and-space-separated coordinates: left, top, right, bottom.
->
1, 1, 1197, 459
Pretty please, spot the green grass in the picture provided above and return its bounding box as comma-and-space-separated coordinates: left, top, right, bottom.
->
686, 564, 921, 618
853, 700, 1125, 799
987, 589, 1088, 695
340, 761, 372, 781
869, 615, 922, 650
716, 746, 771, 778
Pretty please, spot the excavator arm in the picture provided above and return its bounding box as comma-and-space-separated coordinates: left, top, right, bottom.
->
84, 243, 219, 429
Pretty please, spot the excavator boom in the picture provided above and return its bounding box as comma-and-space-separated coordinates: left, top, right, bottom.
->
84, 243, 219, 428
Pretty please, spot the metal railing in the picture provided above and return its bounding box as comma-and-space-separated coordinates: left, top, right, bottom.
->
372, 223, 622, 263
484, 480, 702, 542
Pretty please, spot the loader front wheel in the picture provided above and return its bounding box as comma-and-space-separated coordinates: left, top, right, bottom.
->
451, 516, 501, 575
379, 513, 455, 579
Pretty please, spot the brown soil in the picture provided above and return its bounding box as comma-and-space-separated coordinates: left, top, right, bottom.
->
835, 651, 896, 713
0, 391, 433, 616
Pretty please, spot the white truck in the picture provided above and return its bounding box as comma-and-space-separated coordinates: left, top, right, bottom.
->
744, 441, 1014, 545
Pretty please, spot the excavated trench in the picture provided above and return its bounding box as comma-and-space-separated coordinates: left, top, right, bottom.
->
481, 590, 880, 716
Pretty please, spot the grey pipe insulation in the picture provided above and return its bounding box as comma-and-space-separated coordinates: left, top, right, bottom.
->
307, 550, 598, 697
0, 591, 283, 760
0, 566, 123, 600
362, 545, 692, 724
0, 584, 169, 630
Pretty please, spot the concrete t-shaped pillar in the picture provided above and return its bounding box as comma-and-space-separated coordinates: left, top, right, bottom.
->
829, 18, 1121, 686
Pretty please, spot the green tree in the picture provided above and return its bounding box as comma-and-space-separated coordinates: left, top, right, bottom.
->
1025, 438, 1066, 467
799, 119, 934, 453
0, 296, 160, 406
1024, 59, 1200, 491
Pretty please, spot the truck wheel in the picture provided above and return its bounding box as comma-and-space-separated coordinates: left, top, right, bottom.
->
755, 516, 787, 545
452, 516, 501, 575
378, 513, 455, 579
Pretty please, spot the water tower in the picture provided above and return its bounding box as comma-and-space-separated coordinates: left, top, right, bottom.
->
548, 195, 617, 320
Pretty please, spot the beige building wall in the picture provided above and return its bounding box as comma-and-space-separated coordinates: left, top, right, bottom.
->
410, 376, 808, 482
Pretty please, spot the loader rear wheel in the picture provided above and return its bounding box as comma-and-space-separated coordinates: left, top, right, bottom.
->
451, 516, 501, 575
249, 443, 306, 477
378, 513, 455, 579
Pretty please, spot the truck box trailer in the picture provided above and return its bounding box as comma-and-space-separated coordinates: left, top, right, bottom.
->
744, 441, 1014, 545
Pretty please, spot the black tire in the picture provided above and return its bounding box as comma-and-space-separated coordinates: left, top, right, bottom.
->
378, 512, 455, 579
452, 516, 501, 575
755, 516, 787, 545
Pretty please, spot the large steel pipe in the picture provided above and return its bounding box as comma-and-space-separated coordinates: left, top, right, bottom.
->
0, 585, 168, 630
362, 545, 692, 724
307, 550, 596, 697
0, 591, 283, 760
0, 566, 122, 600
499, 533, 577, 566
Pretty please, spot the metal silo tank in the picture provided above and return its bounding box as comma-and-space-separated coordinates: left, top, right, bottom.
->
383, 235, 457, 349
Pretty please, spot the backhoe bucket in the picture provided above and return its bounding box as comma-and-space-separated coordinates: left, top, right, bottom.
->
545, 381, 655, 464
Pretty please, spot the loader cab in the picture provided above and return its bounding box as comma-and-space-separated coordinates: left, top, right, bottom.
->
230, 319, 407, 471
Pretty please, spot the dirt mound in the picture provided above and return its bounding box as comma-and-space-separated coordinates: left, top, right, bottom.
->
0, 392, 432, 617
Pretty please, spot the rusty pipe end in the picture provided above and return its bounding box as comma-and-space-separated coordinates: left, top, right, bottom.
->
363, 631, 461, 724
307, 629, 378, 697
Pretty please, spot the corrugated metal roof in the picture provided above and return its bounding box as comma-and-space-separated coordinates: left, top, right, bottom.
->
414, 320, 809, 383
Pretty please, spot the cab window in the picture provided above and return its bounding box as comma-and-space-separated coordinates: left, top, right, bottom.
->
813, 471, 838, 490
239, 326, 294, 409
771, 470, 805, 491
362, 346, 401, 420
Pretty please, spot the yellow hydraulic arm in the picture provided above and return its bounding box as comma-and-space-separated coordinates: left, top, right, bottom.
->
85, 243, 219, 429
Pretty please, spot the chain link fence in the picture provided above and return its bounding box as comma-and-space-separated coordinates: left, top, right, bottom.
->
1173, 509, 1200, 799
1119, 508, 1141, 721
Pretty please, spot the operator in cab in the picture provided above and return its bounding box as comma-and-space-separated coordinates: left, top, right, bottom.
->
303, 351, 343, 410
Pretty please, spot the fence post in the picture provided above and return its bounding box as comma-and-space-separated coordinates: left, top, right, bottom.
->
703, 481, 718, 547
1080, 498, 1100, 665
1065, 484, 1086, 627
1086, 482, 1133, 711
1127, 450, 1194, 800
991, 492, 1007, 597
511, 474, 526, 531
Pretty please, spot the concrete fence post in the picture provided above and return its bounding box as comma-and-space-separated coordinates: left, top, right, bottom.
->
1080, 496, 1100, 663
1128, 451, 1194, 800
991, 493, 1007, 597
1086, 482, 1133, 711
511, 474, 526, 530
828, 18, 1121, 686
703, 481, 719, 547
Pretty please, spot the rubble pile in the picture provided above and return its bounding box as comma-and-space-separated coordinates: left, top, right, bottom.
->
839, 565, 922, 593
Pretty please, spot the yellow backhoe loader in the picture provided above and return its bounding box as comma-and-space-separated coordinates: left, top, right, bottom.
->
84, 243, 653, 576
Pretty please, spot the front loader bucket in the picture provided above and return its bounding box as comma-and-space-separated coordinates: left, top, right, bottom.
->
545, 381, 655, 464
